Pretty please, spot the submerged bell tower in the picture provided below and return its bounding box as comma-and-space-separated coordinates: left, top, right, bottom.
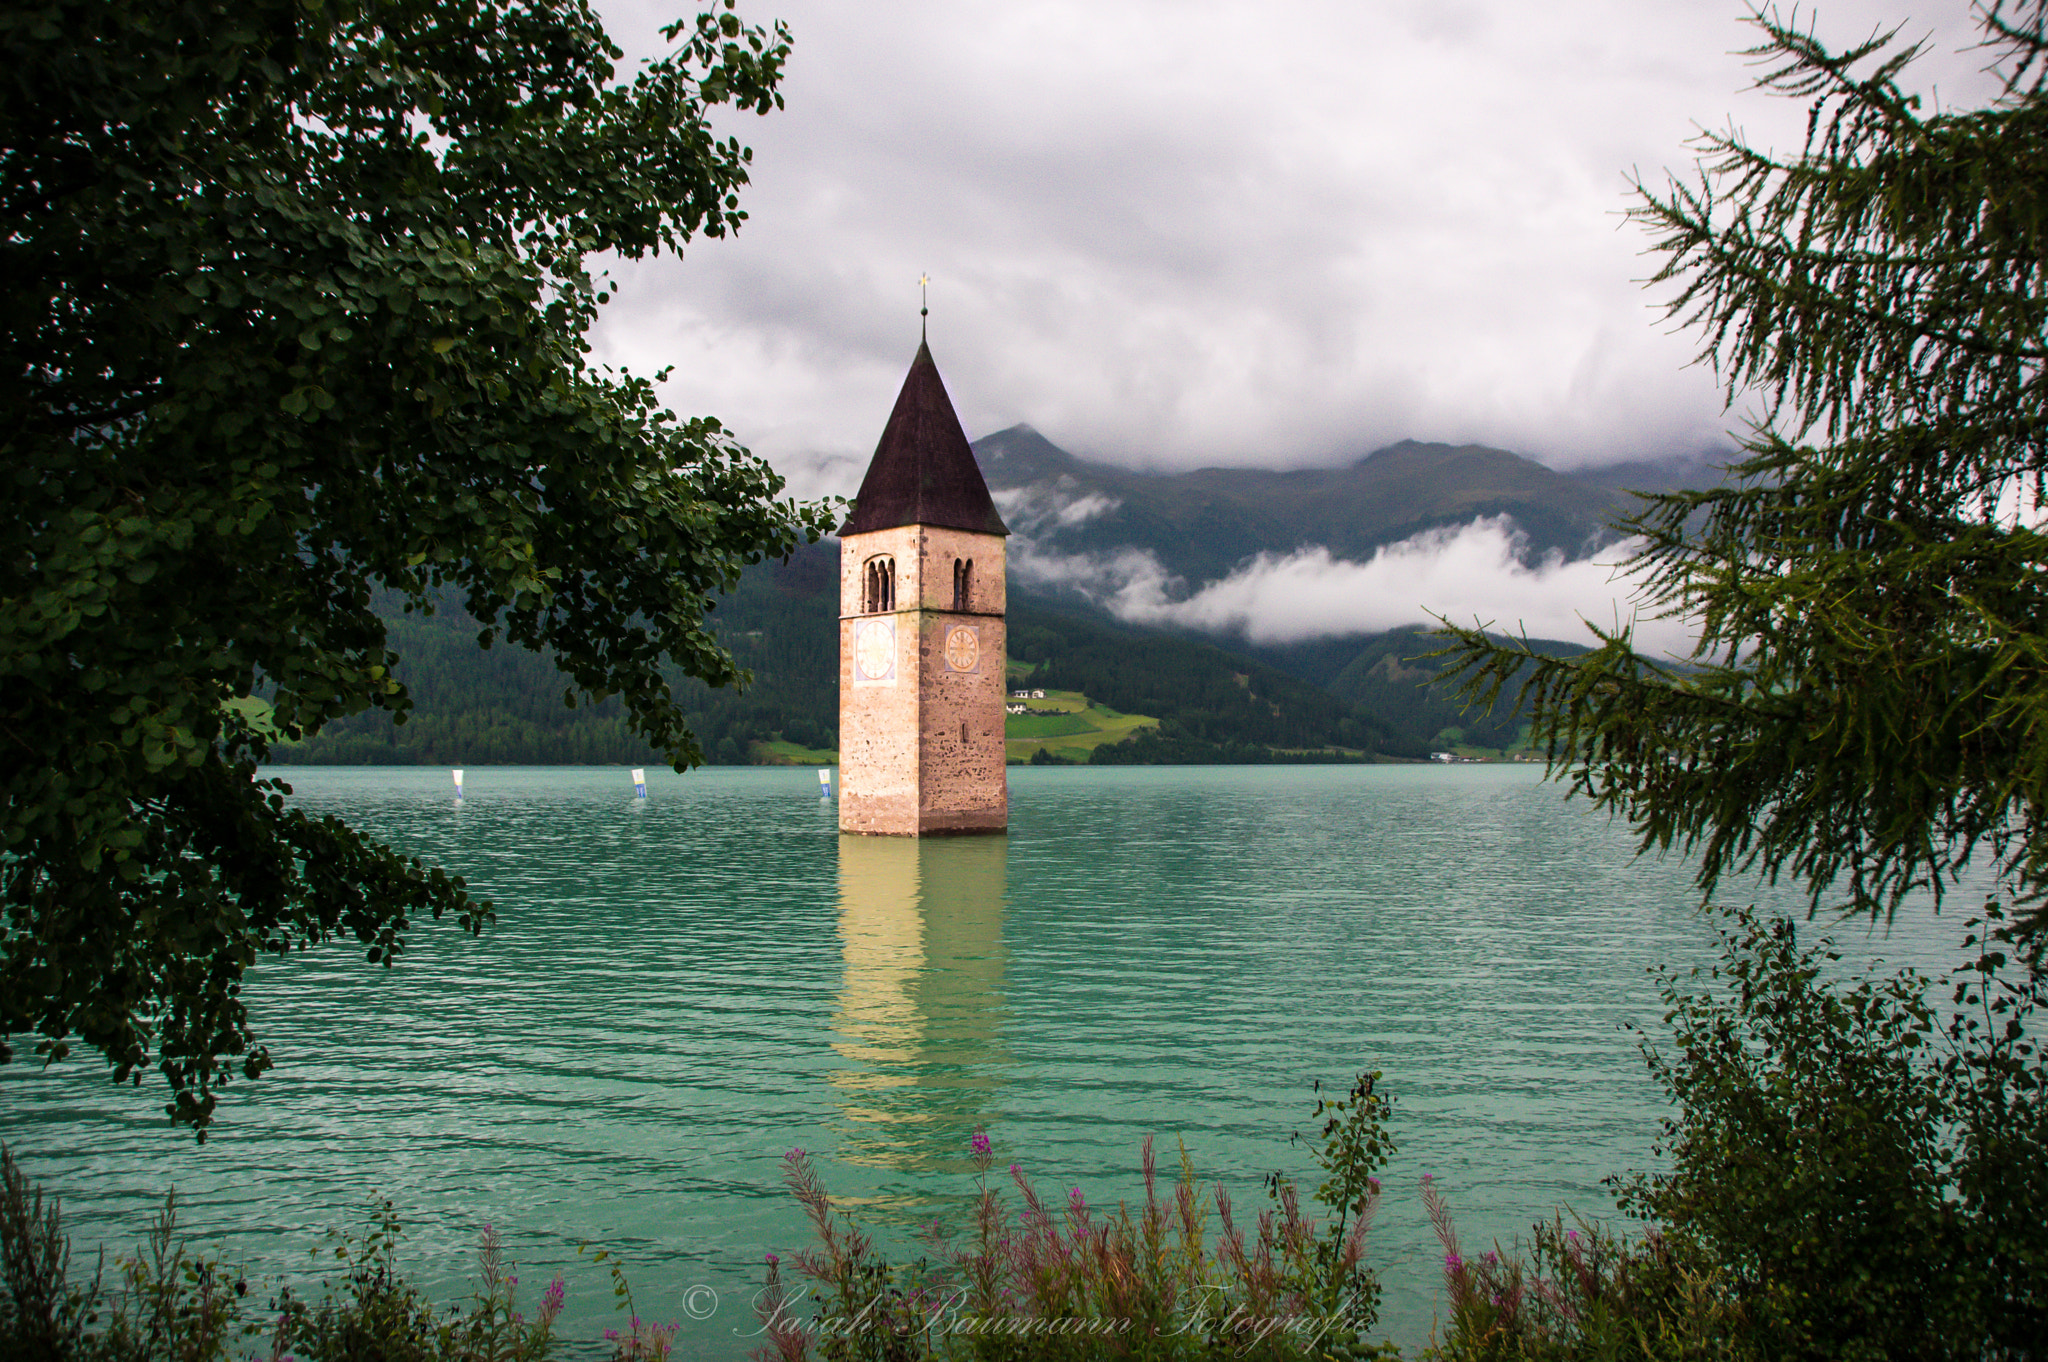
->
838, 340, 1009, 836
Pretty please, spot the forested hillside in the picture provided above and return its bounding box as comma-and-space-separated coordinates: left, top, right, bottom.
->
271, 547, 840, 766
261, 418, 1715, 766
1007, 605, 1403, 758
1320, 626, 1590, 751
976, 425, 1656, 584
271, 543, 1568, 766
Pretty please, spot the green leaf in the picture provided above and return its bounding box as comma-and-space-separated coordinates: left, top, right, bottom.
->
3, 0, 815, 1136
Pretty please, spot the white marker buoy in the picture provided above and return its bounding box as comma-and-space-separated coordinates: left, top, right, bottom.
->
632, 767, 648, 799
818, 768, 833, 800
452, 769, 464, 801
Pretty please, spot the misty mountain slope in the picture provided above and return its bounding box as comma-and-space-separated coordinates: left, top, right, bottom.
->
975, 424, 1641, 588
272, 425, 1685, 765
1565, 451, 1737, 501
272, 543, 1443, 763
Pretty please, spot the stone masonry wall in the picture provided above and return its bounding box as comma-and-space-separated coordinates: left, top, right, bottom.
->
839, 523, 1007, 836
839, 525, 920, 834
914, 524, 1006, 834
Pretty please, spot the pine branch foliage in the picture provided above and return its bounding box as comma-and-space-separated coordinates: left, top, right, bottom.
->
1441, 2, 2048, 930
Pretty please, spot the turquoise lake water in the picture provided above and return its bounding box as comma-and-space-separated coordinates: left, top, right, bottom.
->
1, 764, 1974, 1356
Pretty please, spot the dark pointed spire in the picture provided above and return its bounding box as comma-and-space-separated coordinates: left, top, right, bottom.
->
840, 341, 1009, 537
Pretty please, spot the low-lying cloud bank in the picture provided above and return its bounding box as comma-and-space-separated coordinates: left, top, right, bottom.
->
1009, 515, 1700, 658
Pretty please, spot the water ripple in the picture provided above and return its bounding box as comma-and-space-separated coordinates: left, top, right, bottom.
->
1, 764, 1974, 1355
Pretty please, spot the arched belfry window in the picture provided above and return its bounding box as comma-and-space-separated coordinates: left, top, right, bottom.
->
952, 558, 973, 612
863, 555, 895, 614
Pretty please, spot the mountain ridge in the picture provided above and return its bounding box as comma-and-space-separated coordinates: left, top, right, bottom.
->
974, 424, 1695, 590
267, 425, 1714, 766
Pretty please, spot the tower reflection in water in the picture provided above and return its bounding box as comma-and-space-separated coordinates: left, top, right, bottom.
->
829, 832, 1008, 1172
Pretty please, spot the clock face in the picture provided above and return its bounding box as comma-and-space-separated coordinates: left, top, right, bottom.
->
944, 626, 980, 673
855, 619, 896, 682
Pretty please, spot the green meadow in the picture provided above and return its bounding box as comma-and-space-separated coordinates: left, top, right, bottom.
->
750, 687, 1159, 766
1001, 688, 1158, 763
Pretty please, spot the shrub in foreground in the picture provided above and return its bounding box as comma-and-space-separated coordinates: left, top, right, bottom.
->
1419, 1180, 1747, 1362
0, 1148, 639, 1362
1614, 906, 2048, 1360
751, 1073, 1401, 1362
1416, 906, 2048, 1362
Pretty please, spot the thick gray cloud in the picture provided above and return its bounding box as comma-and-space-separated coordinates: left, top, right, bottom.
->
999, 498, 1698, 656
586, 0, 2001, 495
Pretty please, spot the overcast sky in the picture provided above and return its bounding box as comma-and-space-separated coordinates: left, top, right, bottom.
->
586, 0, 2005, 500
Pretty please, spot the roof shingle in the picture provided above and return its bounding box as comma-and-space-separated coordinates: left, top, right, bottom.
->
840, 341, 1009, 537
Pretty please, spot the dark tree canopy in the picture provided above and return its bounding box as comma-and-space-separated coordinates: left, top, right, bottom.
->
0, 0, 833, 1132
1444, 2, 2048, 933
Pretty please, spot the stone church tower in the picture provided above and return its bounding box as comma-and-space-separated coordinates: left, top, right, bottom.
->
838, 341, 1009, 836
